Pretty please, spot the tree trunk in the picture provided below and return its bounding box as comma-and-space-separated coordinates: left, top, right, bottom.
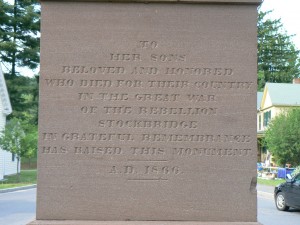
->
17, 156, 20, 182
11, 0, 17, 76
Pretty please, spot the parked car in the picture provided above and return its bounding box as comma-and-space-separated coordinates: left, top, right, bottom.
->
274, 173, 300, 211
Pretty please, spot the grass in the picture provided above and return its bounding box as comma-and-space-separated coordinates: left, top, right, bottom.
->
257, 177, 286, 186
0, 170, 37, 190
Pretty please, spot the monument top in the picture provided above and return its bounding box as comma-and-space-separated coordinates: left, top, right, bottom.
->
40, 0, 262, 5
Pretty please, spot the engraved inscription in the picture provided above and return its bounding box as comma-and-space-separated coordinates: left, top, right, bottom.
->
173, 147, 252, 157
62, 133, 134, 141
42, 40, 254, 181
110, 53, 141, 61
80, 80, 112, 87
187, 94, 216, 102
62, 65, 125, 74
45, 78, 254, 91
144, 166, 181, 175
98, 120, 198, 129
194, 81, 253, 89
139, 41, 158, 49
98, 93, 129, 101
41, 146, 67, 154
74, 146, 122, 155
131, 67, 158, 75
150, 54, 186, 62
148, 80, 188, 88
141, 134, 251, 143
135, 93, 179, 102
165, 67, 233, 76
80, 106, 98, 114
138, 107, 217, 115
42, 133, 57, 141
45, 79, 74, 87
131, 147, 165, 155
108, 165, 181, 176
103, 106, 132, 114
116, 80, 142, 87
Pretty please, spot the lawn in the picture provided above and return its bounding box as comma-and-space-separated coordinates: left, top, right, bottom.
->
257, 177, 286, 186
0, 170, 37, 190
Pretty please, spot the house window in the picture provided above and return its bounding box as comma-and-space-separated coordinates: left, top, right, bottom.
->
12, 153, 15, 162
259, 115, 261, 130
262, 146, 267, 154
263, 110, 272, 127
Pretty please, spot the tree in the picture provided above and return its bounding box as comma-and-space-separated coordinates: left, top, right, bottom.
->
257, 10, 300, 90
265, 108, 300, 167
5, 74, 39, 124
0, 118, 37, 177
0, 1, 10, 43
0, 0, 40, 77
0, 1, 39, 170
0, 0, 39, 125
21, 123, 38, 165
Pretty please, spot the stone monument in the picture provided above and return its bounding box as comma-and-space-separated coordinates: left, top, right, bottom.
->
29, 0, 262, 224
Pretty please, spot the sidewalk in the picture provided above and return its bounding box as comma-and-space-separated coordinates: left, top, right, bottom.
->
0, 184, 36, 194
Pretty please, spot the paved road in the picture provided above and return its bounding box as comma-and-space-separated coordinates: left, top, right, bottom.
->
257, 184, 300, 225
0, 188, 36, 225
0, 186, 300, 225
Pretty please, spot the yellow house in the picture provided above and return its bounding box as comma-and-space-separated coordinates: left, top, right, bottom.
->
257, 79, 300, 164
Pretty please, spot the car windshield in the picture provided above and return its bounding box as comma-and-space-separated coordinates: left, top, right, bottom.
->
294, 174, 300, 185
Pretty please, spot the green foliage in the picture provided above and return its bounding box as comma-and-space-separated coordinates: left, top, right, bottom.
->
292, 166, 300, 177
0, 118, 38, 174
0, 1, 10, 37
0, 118, 25, 156
5, 74, 39, 124
265, 109, 300, 167
0, 0, 40, 76
0, 0, 39, 124
0, 1, 39, 165
22, 123, 38, 159
257, 10, 300, 91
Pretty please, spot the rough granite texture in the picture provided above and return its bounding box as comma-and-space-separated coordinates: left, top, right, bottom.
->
33, 0, 260, 224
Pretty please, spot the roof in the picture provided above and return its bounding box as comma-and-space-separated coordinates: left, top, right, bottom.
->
257, 92, 263, 110
0, 64, 12, 115
265, 83, 300, 106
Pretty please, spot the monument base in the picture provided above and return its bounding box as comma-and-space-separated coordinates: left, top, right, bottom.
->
28, 221, 262, 225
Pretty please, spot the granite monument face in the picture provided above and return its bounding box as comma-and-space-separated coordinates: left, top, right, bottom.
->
31, 0, 261, 224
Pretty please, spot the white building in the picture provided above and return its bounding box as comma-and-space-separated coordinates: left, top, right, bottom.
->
0, 64, 18, 180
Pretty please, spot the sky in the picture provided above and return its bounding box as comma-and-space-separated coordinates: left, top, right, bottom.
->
3, 0, 300, 77
260, 0, 300, 49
